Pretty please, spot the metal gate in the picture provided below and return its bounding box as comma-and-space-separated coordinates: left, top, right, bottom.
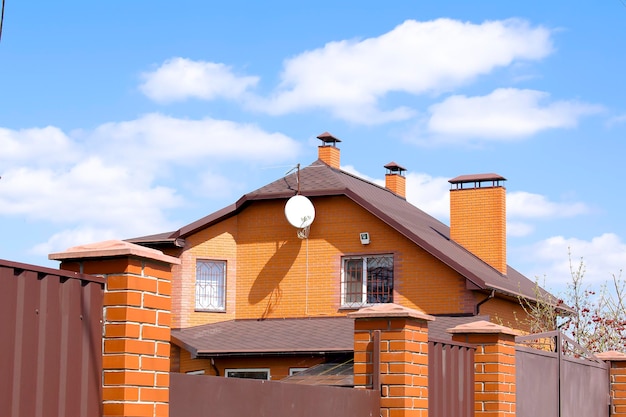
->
428, 338, 475, 417
516, 331, 610, 417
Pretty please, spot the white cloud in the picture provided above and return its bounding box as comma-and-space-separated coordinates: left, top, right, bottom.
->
140, 57, 259, 103
0, 126, 80, 168
508, 191, 590, 218
0, 158, 181, 228
607, 113, 626, 127
405, 173, 450, 221
505, 191, 589, 238
424, 88, 602, 143
508, 221, 535, 237
0, 116, 300, 255
252, 18, 553, 124
523, 233, 626, 286
340, 167, 450, 222
340, 166, 589, 229
32, 227, 121, 257
90, 113, 300, 168
341, 165, 385, 187
192, 170, 243, 200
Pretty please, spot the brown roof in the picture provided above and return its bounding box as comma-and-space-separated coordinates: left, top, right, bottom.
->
129, 159, 549, 303
171, 315, 493, 358
448, 173, 506, 184
171, 317, 355, 358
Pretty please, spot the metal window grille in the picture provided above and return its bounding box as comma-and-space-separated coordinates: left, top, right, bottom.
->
366, 256, 393, 303
344, 259, 365, 305
342, 255, 393, 307
195, 260, 226, 311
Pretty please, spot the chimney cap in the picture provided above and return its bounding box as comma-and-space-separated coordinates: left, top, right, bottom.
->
384, 161, 407, 173
317, 132, 342, 146
448, 173, 506, 185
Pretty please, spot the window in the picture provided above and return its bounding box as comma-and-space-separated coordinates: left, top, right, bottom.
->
225, 368, 270, 380
341, 255, 393, 308
289, 367, 308, 376
195, 260, 226, 311
186, 370, 205, 375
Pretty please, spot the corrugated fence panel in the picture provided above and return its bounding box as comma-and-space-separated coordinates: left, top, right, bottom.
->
0, 260, 105, 417
170, 372, 380, 417
428, 339, 475, 417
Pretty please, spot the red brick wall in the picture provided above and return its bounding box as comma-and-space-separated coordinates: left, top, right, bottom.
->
60, 252, 175, 417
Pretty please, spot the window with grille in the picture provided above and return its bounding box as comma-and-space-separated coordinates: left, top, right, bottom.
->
195, 260, 226, 311
341, 255, 393, 308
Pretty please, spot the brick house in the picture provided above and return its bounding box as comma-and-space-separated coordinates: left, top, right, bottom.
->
124, 132, 551, 382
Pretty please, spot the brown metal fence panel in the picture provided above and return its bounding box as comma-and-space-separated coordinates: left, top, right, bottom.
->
428, 339, 475, 417
170, 372, 380, 417
561, 355, 609, 417
0, 259, 105, 417
516, 345, 559, 417
516, 331, 610, 417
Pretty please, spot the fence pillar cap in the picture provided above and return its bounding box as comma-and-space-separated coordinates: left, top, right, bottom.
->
596, 351, 626, 361
448, 320, 519, 336
49, 239, 181, 265
347, 303, 435, 321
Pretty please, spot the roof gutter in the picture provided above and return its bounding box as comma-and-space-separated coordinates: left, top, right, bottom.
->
475, 289, 495, 315
196, 350, 352, 358
485, 283, 574, 315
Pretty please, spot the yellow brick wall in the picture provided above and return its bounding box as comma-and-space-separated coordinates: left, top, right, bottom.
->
318, 145, 340, 168
173, 195, 488, 325
174, 216, 238, 328
478, 296, 530, 332
385, 174, 406, 198
450, 186, 506, 274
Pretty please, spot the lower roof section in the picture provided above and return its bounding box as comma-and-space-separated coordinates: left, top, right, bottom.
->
171, 314, 492, 358
171, 316, 355, 358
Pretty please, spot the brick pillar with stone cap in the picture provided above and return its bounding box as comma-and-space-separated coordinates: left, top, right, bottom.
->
597, 351, 626, 416
448, 320, 518, 417
49, 240, 180, 417
348, 303, 434, 417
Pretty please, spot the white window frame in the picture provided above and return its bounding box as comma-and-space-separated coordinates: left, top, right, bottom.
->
186, 370, 205, 375
225, 368, 271, 380
195, 259, 226, 312
289, 367, 308, 376
341, 254, 394, 308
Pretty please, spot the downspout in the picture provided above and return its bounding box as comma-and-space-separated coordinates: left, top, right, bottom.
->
475, 289, 495, 315
210, 358, 220, 376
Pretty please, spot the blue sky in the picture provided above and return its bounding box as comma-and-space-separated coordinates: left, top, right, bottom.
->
1, 1, 625, 292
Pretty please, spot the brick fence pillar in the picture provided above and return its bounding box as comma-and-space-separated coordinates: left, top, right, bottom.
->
449, 320, 517, 417
597, 350, 626, 416
50, 240, 180, 417
348, 303, 434, 417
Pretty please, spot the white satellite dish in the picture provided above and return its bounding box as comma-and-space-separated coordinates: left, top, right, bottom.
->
285, 195, 316, 229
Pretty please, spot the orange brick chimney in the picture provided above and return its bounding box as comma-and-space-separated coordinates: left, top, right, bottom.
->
317, 132, 341, 169
384, 161, 406, 199
449, 173, 507, 275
